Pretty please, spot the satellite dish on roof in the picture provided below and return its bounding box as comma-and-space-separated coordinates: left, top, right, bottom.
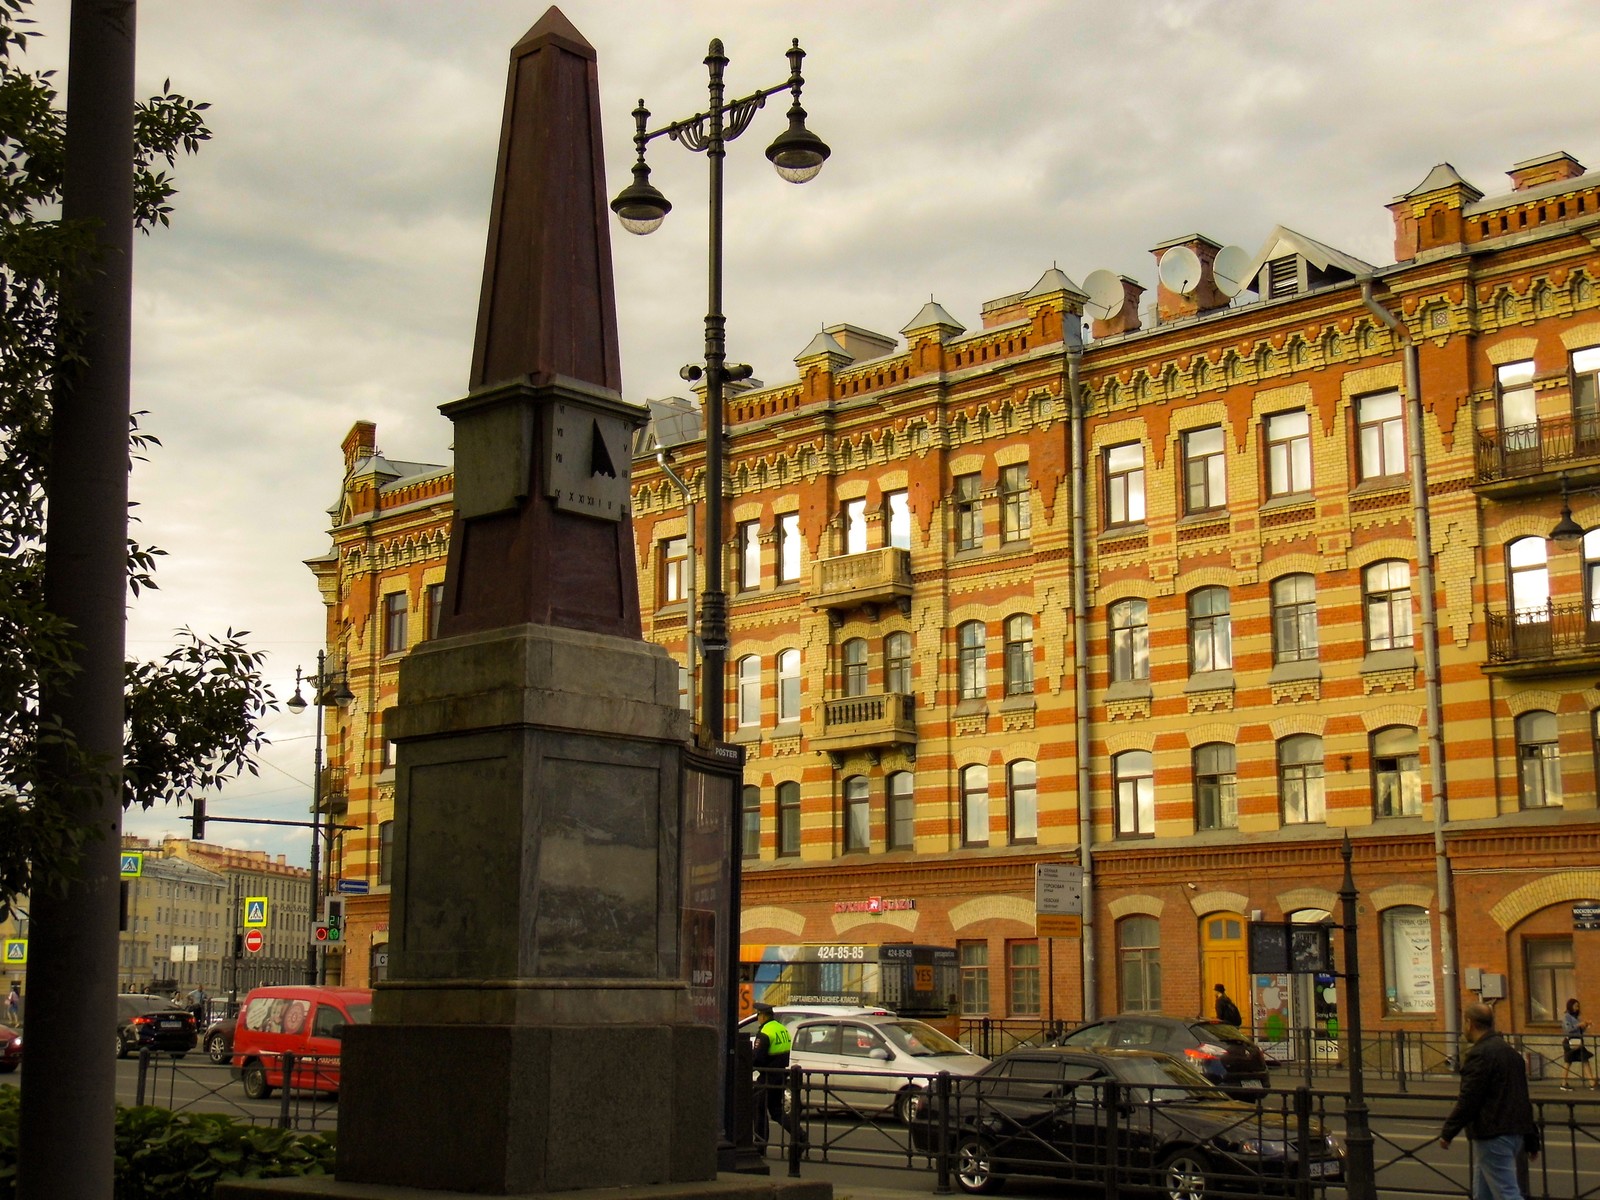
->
1212, 244, 1252, 298
1082, 269, 1125, 321
1157, 245, 1202, 295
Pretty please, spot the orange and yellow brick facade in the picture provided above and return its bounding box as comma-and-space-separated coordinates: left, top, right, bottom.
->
311, 150, 1600, 1043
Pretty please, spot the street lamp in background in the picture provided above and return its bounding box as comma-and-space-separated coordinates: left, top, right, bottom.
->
285, 652, 353, 985
611, 36, 829, 737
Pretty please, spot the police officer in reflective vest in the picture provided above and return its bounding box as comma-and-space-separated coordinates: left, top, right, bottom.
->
751, 1002, 802, 1145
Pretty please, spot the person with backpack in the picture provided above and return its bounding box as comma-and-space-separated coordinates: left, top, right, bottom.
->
1213, 982, 1242, 1027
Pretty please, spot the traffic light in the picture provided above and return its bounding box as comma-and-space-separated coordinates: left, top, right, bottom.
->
324, 897, 344, 942
190, 796, 206, 840
312, 922, 332, 943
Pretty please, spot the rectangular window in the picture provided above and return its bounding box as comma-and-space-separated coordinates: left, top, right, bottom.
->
776, 649, 801, 724
1265, 410, 1312, 498
1525, 938, 1574, 1024
1372, 727, 1422, 818
1008, 941, 1041, 1017
1357, 391, 1406, 481
1280, 736, 1326, 824
1573, 347, 1600, 450
736, 656, 761, 728
426, 582, 446, 639
1003, 615, 1033, 696
958, 622, 987, 701
1188, 588, 1232, 673
888, 772, 914, 850
886, 491, 911, 551
1194, 744, 1237, 831
1104, 442, 1146, 526
1000, 464, 1031, 543
776, 513, 801, 583
382, 592, 408, 655
1381, 907, 1436, 1014
1114, 751, 1154, 837
737, 521, 761, 591
955, 474, 984, 551
660, 536, 687, 605
843, 498, 868, 555
1271, 574, 1318, 663
885, 633, 912, 695
1007, 760, 1037, 843
1364, 561, 1413, 651
958, 941, 990, 1017
842, 639, 869, 697
741, 786, 761, 859
1110, 599, 1150, 683
961, 765, 989, 847
1182, 426, 1226, 513
776, 782, 801, 858
378, 821, 394, 886
843, 777, 870, 853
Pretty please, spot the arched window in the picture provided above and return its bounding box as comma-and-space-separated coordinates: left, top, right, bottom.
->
1517, 710, 1562, 808
884, 632, 912, 695
1279, 735, 1325, 824
1194, 743, 1236, 830
1109, 599, 1149, 683
1003, 614, 1034, 695
843, 776, 870, 853
960, 764, 989, 847
1007, 760, 1037, 843
958, 621, 987, 700
776, 781, 801, 857
776, 649, 801, 723
1113, 750, 1154, 837
842, 638, 869, 697
1118, 916, 1162, 1013
1372, 726, 1421, 817
736, 655, 761, 727
887, 771, 914, 850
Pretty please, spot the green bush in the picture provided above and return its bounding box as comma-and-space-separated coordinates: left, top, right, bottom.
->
0, 1085, 336, 1199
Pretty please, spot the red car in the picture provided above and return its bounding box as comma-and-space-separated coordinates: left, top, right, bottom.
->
0, 1022, 20, 1072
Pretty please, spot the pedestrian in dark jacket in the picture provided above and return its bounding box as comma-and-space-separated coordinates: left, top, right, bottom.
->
1213, 983, 1242, 1028
1439, 1002, 1540, 1200
751, 1002, 805, 1147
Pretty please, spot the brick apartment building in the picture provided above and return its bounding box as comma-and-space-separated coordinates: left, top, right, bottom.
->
308, 149, 1600, 1047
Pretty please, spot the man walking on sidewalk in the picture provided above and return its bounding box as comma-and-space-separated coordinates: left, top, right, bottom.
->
1439, 1002, 1540, 1200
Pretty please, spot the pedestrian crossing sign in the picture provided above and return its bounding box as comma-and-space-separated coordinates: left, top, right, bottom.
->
119, 852, 144, 878
2, 939, 24, 965
244, 897, 268, 929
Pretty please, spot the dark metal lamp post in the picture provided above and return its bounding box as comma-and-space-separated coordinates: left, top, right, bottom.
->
610, 36, 829, 738
285, 652, 353, 985
1339, 835, 1376, 1200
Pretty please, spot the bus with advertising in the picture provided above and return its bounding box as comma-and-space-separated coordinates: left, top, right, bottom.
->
739, 943, 959, 1032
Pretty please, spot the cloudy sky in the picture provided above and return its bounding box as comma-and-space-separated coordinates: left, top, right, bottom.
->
30, 0, 1599, 863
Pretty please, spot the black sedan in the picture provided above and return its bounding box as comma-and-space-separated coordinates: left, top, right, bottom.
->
115, 993, 196, 1058
201, 1015, 236, 1063
1053, 1014, 1271, 1095
910, 1046, 1343, 1197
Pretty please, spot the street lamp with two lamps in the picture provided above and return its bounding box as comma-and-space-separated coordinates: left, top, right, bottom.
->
284, 652, 353, 985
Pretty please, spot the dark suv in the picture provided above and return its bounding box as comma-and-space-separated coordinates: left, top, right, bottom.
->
115, 993, 197, 1058
1053, 1015, 1270, 1095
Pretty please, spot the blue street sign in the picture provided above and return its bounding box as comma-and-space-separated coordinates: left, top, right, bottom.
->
336, 880, 370, 895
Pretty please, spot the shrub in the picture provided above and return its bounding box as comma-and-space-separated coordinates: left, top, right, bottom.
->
0, 1086, 336, 1199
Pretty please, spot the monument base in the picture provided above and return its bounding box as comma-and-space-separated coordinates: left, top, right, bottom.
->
336, 1019, 717, 1193
216, 1174, 830, 1200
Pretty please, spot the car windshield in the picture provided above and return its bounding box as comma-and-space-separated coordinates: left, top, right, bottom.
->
1112, 1055, 1226, 1097
878, 1020, 967, 1057
1193, 1021, 1255, 1046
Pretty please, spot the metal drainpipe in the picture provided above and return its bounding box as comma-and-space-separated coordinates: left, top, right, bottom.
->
657, 450, 698, 721
1066, 322, 1096, 1021
1360, 279, 1461, 1052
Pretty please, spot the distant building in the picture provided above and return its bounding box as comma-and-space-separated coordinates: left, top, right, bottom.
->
310, 150, 1600, 1042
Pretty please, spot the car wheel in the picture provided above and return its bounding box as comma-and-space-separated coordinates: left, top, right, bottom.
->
241, 1060, 273, 1100
1159, 1147, 1213, 1200
955, 1134, 1005, 1194
893, 1087, 921, 1124
205, 1032, 229, 1064
115, 1032, 127, 1060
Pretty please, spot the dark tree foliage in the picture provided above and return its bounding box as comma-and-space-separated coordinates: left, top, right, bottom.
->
0, 0, 274, 917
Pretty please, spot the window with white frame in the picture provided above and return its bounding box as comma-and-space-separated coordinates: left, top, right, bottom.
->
1271, 574, 1318, 663
1105, 442, 1146, 526
1118, 916, 1162, 1013
1194, 742, 1237, 830
887, 771, 914, 850
1265, 409, 1312, 498
736, 655, 761, 727
776, 513, 802, 583
1357, 390, 1406, 481
1008, 941, 1041, 1016
960, 764, 989, 847
1372, 726, 1422, 818
1114, 750, 1154, 837
1279, 734, 1325, 824
1498, 359, 1537, 434
776, 648, 801, 724
1003, 614, 1034, 696
1110, 598, 1150, 683
1182, 425, 1226, 513
843, 776, 870, 853
660, 536, 688, 605
1364, 560, 1413, 651
1007, 759, 1037, 843
959, 941, 990, 1016
1188, 587, 1232, 673
1517, 710, 1562, 809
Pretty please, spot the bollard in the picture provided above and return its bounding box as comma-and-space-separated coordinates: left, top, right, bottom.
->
1293, 1086, 1313, 1200
278, 1052, 293, 1129
135, 1047, 149, 1105
786, 1064, 803, 1178
1103, 1077, 1121, 1200
1395, 1028, 1408, 1094
933, 1069, 952, 1195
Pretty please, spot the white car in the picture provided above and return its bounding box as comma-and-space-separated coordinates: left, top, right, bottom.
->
739, 1003, 893, 1034
788, 1013, 989, 1123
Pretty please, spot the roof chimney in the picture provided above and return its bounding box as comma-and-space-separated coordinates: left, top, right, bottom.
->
341, 421, 377, 474
1152, 235, 1229, 322
1507, 151, 1586, 192
1091, 276, 1145, 339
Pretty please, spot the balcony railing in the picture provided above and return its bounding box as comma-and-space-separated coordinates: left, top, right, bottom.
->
1485, 600, 1600, 664
809, 691, 916, 756
1475, 412, 1600, 482
319, 766, 347, 815
809, 547, 912, 616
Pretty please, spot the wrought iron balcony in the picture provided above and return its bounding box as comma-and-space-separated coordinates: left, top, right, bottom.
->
809, 547, 912, 617
1485, 600, 1600, 672
1475, 413, 1600, 488
319, 766, 347, 815
809, 691, 916, 757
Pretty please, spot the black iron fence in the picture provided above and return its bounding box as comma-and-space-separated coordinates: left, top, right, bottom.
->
133, 1048, 339, 1131
1475, 413, 1600, 481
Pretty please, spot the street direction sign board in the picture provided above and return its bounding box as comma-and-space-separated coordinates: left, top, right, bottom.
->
243, 897, 268, 929
119, 852, 143, 878
336, 879, 369, 894
243, 929, 264, 954
1035, 863, 1084, 938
